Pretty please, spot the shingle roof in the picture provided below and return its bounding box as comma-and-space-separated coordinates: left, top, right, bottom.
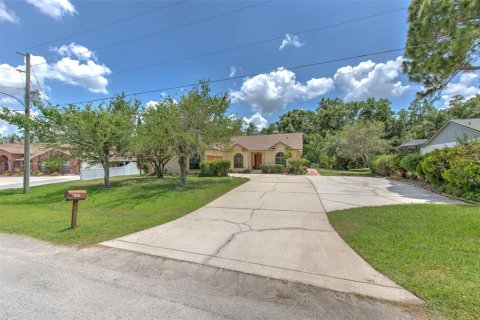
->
231, 132, 303, 151
0, 143, 50, 157
398, 139, 428, 147
450, 118, 480, 132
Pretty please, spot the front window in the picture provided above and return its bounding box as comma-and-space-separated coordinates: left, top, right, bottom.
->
233, 153, 243, 168
189, 154, 201, 170
275, 152, 285, 166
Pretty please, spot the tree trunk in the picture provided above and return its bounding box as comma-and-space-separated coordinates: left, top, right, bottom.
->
178, 156, 187, 187
102, 161, 110, 188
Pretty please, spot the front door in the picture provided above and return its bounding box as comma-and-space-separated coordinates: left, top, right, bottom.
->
254, 153, 262, 169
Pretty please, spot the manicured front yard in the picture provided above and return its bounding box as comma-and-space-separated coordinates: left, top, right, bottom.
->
329, 204, 480, 320
316, 168, 372, 176
0, 176, 248, 245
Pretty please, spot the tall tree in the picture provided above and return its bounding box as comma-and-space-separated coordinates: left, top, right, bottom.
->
403, 0, 480, 96
170, 81, 242, 187
277, 109, 319, 134
244, 122, 258, 136
133, 100, 175, 178
12, 94, 140, 188
334, 121, 389, 167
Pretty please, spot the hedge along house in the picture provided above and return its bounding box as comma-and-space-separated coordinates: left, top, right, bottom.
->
164, 132, 304, 174
0, 143, 81, 175
419, 119, 480, 155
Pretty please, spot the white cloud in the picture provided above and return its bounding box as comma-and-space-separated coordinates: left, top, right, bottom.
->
230, 67, 334, 114
279, 34, 304, 50
53, 43, 95, 61
243, 112, 267, 130
333, 56, 410, 101
441, 73, 480, 107
0, 44, 111, 102
145, 100, 159, 108
0, 0, 19, 23
25, 0, 76, 19
229, 65, 240, 78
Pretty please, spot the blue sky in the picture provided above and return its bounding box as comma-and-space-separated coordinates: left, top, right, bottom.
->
1, 0, 479, 134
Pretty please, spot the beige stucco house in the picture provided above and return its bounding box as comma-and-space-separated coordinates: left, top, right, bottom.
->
164, 132, 303, 173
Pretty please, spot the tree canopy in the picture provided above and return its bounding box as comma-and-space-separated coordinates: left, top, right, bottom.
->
403, 0, 480, 96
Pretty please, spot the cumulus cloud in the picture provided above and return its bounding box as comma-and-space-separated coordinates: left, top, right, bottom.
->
333, 56, 410, 101
0, 0, 19, 23
53, 43, 95, 61
243, 112, 267, 130
0, 43, 111, 102
279, 34, 304, 50
230, 68, 334, 114
25, 0, 76, 19
441, 73, 480, 107
229, 65, 240, 78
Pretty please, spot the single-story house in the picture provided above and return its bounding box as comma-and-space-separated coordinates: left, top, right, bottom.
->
164, 132, 304, 173
419, 118, 480, 155
398, 139, 427, 152
0, 143, 81, 175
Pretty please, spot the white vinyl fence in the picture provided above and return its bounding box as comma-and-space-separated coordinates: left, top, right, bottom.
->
80, 162, 140, 181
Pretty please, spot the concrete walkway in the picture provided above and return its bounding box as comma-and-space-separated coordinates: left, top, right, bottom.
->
0, 175, 80, 190
102, 174, 460, 303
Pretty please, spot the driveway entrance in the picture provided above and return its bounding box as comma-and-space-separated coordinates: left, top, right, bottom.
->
103, 174, 460, 303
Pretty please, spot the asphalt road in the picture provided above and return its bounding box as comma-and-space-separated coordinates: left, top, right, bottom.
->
0, 233, 418, 320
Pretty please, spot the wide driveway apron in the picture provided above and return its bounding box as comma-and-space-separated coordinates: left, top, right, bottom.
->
102, 174, 458, 303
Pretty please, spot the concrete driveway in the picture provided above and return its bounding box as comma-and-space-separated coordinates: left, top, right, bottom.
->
102, 174, 460, 304
0, 175, 80, 190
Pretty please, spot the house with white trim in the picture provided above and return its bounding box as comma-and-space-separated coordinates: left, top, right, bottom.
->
164, 132, 303, 173
419, 119, 480, 155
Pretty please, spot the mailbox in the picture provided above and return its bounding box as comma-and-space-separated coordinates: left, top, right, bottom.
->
65, 190, 87, 229
65, 190, 87, 201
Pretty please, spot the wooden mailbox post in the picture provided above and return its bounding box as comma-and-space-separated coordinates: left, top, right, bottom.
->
65, 190, 87, 229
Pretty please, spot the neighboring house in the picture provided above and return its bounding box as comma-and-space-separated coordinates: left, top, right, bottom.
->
164, 132, 304, 173
0, 143, 81, 175
398, 139, 427, 152
419, 119, 480, 155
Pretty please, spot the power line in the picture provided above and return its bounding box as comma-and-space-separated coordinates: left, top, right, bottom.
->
62, 6, 409, 83
60, 47, 407, 106
31, 0, 274, 68
30, 65, 48, 103
61, 33, 476, 107
23, 1, 188, 51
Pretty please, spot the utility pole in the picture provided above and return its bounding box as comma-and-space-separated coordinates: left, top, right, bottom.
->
22, 52, 31, 194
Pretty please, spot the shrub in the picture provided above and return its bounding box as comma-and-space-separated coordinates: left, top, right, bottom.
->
33, 171, 44, 176
369, 154, 400, 176
260, 164, 284, 174
418, 148, 452, 187
199, 159, 231, 177
286, 158, 308, 175
399, 153, 424, 178
241, 169, 251, 174
14, 168, 23, 176
442, 142, 480, 200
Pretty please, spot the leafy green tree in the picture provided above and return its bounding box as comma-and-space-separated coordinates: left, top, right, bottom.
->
133, 101, 175, 178
277, 109, 319, 134
403, 0, 480, 96
169, 81, 242, 187
5, 94, 140, 188
0, 133, 21, 144
244, 122, 258, 136
334, 121, 389, 167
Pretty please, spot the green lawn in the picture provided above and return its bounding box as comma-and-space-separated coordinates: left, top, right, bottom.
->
0, 175, 247, 245
316, 168, 372, 176
329, 204, 480, 320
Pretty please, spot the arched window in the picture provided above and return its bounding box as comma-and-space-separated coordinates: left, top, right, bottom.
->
189, 154, 201, 170
275, 152, 285, 166
233, 153, 243, 168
